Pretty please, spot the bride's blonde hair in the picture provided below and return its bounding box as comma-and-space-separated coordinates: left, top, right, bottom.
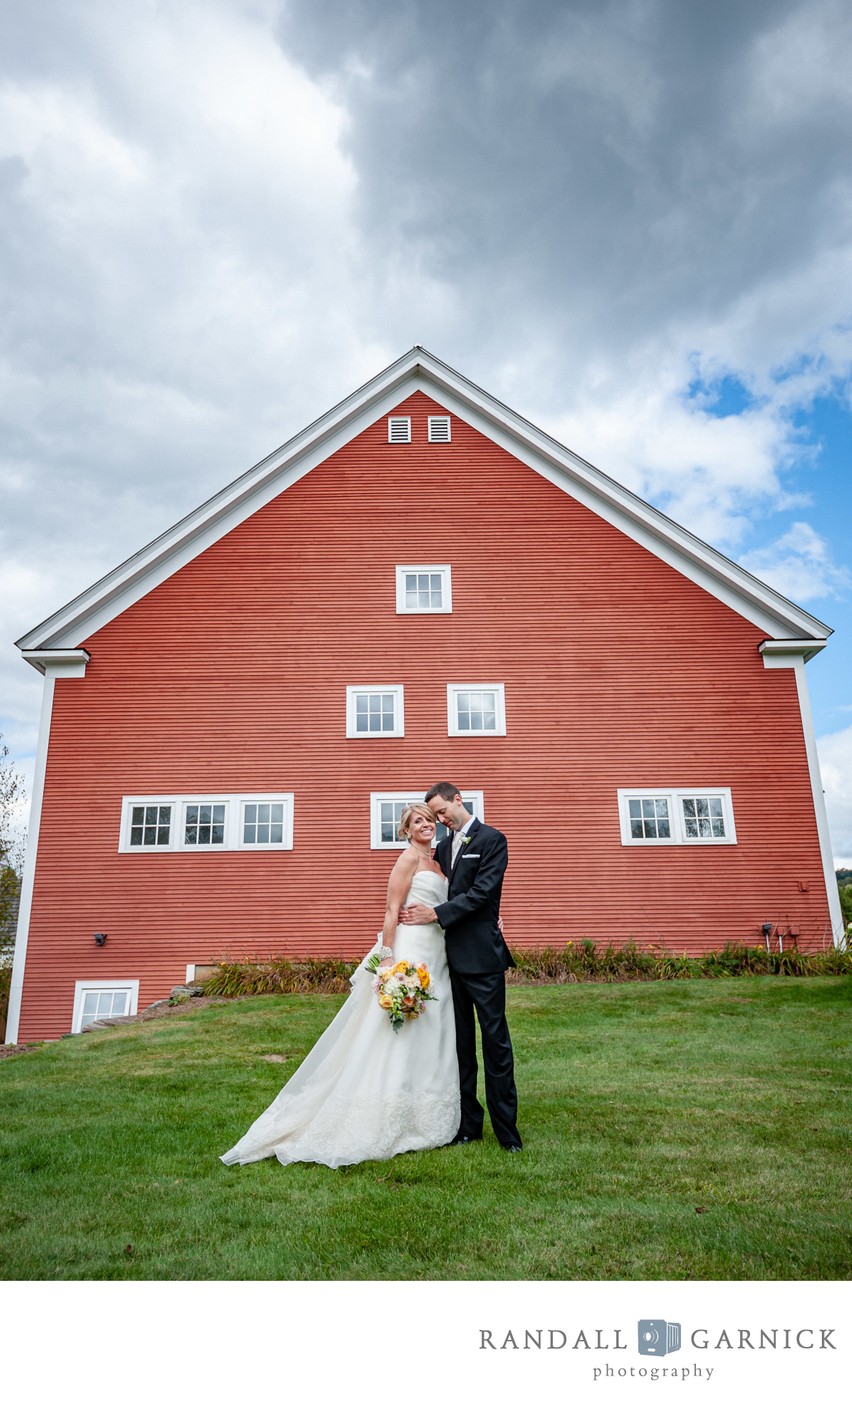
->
398, 802, 435, 841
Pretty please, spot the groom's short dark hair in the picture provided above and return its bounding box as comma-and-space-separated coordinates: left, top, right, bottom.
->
425, 781, 460, 804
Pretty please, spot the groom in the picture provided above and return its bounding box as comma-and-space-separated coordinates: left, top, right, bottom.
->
400, 782, 522, 1152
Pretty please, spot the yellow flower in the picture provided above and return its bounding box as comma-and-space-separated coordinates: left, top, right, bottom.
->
394, 960, 409, 974
378, 994, 394, 1009
417, 965, 430, 988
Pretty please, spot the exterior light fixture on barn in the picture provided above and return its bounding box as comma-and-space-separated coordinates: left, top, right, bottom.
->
6, 347, 843, 1042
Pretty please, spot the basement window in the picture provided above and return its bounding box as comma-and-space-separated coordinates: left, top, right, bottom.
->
72, 980, 139, 1034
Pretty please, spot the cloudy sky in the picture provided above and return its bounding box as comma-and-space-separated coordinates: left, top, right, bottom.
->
1, 0, 850, 861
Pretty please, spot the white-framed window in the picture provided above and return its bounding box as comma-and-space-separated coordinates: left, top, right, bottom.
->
72, 980, 139, 1034
346, 686, 405, 738
184, 802, 227, 847
128, 802, 174, 848
395, 564, 452, 614
428, 415, 451, 443
617, 789, 737, 846
447, 683, 506, 736
241, 800, 291, 848
388, 416, 411, 444
370, 791, 485, 849
119, 795, 294, 852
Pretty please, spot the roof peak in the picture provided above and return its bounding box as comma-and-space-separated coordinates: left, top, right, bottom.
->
17, 349, 831, 656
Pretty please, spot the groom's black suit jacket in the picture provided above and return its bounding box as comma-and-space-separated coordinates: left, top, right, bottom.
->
433, 818, 514, 975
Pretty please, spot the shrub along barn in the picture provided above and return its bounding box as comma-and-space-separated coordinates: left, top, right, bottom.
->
6, 348, 843, 1042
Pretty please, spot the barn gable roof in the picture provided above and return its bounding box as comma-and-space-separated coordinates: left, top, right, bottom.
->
17, 345, 830, 664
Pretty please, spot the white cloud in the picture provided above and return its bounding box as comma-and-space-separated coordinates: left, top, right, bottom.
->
817, 723, 852, 867
524, 344, 802, 548
739, 522, 852, 602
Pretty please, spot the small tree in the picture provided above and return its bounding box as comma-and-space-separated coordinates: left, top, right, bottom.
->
0, 735, 25, 961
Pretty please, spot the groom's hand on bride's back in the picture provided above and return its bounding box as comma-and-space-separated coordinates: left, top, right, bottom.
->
400, 903, 438, 925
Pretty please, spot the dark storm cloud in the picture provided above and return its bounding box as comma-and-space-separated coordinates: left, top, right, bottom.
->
277, 0, 850, 364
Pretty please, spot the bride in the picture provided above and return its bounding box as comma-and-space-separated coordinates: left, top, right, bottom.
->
220, 803, 460, 1169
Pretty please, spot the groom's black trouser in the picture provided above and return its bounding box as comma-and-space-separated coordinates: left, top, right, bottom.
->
449, 968, 521, 1148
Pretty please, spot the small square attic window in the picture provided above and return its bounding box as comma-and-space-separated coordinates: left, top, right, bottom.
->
388, 416, 411, 444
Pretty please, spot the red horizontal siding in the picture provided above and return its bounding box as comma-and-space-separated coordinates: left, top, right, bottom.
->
17, 390, 834, 1038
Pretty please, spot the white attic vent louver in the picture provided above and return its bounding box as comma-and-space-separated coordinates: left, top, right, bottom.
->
428, 416, 451, 443
388, 416, 411, 444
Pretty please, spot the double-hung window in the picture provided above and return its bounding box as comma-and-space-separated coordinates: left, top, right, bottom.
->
370, 791, 485, 849
395, 565, 452, 614
346, 686, 404, 738
617, 789, 736, 846
447, 683, 506, 736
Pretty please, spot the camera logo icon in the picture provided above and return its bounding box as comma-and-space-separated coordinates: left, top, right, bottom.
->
638, 1320, 681, 1357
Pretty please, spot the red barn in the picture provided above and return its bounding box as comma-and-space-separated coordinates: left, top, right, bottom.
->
6, 348, 842, 1042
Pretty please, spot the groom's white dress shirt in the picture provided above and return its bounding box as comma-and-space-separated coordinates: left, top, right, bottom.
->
451, 817, 477, 866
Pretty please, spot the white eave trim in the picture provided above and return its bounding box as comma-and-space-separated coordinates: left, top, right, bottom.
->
21, 649, 90, 677
15, 346, 832, 653
759, 639, 827, 666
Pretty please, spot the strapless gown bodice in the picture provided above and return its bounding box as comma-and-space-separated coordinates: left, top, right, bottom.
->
403, 870, 447, 908
221, 869, 459, 1169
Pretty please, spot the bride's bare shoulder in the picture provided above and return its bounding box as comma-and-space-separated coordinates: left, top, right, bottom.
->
388, 847, 419, 880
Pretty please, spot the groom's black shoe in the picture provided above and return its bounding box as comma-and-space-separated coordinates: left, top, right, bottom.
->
450, 1132, 483, 1145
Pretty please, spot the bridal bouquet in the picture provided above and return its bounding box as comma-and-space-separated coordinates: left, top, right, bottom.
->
365, 954, 436, 1034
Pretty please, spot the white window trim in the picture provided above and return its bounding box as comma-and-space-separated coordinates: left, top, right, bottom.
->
617, 788, 737, 846
395, 564, 453, 615
72, 980, 139, 1034
346, 686, 405, 738
118, 794, 295, 852
388, 415, 411, 443
370, 791, 485, 849
447, 683, 507, 737
428, 415, 452, 442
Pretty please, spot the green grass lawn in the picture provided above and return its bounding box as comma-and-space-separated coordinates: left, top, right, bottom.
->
0, 977, 849, 1281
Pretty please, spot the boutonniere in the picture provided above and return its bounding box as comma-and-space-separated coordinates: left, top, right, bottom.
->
460, 835, 472, 846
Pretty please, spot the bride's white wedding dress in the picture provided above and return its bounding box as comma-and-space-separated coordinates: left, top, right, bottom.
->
220, 871, 460, 1169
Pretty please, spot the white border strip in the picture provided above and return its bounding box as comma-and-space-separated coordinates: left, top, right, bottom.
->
793, 661, 845, 945
5, 673, 57, 1043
